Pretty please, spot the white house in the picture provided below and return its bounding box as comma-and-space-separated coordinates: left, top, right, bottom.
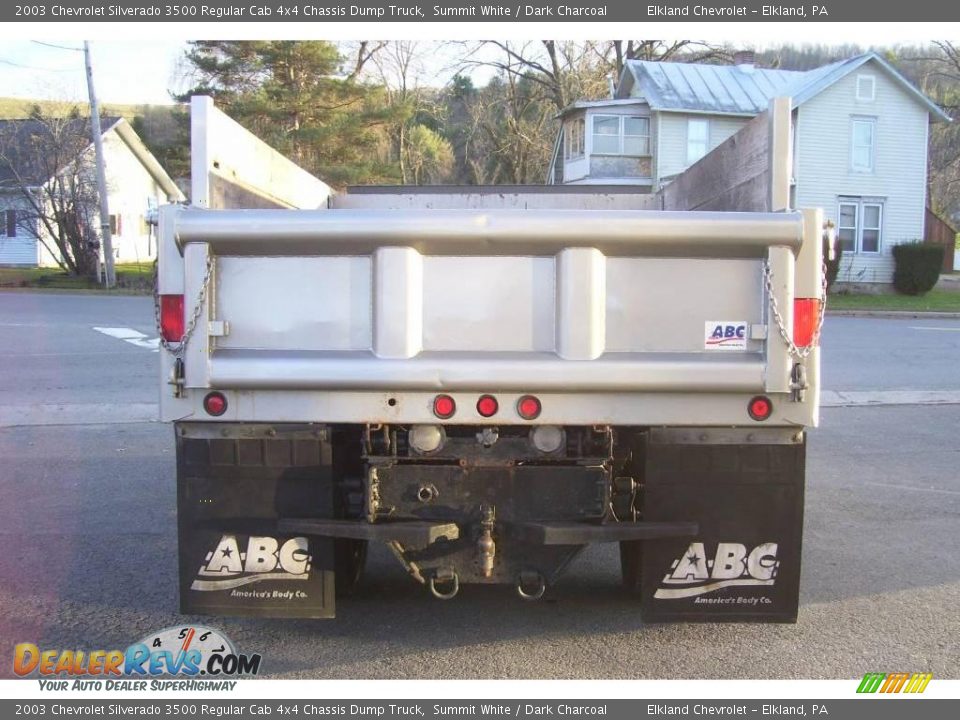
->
0, 116, 183, 267
548, 52, 951, 285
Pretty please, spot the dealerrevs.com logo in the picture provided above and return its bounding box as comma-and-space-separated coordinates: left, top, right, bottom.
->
14, 626, 261, 690
654, 541, 780, 599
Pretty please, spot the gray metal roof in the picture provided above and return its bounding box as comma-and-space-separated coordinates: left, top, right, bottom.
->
556, 98, 648, 118
623, 60, 803, 115
622, 52, 950, 121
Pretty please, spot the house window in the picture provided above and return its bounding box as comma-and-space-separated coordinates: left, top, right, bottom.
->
851, 118, 876, 173
856, 75, 876, 101
623, 117, 651, 155
3, 209, 16, 237
592, 115, 651, 156
686, 118, 710, 165
564, 118, 585, 160
838, 198, 883, 254
861, 203, 882, 253
592, 115, 621, 154
109, 213, 122, 235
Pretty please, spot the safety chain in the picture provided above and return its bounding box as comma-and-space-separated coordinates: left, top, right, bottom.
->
154, 253, 214, 358
762, 257, 828, 360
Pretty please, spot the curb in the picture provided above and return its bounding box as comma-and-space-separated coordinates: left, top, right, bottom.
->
821, 390, 960, 408
826, 310, 960, 319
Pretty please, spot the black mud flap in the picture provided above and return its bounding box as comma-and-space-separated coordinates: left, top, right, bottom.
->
639, 428, 805, 623
176, 423, 336, 618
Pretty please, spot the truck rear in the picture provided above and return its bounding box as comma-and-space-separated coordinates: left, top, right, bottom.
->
156, 97, 824, 622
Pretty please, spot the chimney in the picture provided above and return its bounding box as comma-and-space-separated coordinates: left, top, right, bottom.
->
607, 73, 616, 99
733, 50, 756, 70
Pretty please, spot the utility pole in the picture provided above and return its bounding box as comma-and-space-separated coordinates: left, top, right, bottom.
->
84, 41, 115, 288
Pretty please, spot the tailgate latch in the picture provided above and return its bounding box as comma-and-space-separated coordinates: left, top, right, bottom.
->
790, 362, 808, 402
168, 357, 185, 398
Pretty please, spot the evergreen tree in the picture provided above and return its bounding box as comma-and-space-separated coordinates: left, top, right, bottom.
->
178, 41, 400, 186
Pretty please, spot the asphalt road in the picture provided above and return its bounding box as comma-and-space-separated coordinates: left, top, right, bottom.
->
0, 292, 958, 679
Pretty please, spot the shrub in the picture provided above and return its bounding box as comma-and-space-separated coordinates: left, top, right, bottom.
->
892, 243, 945, 295
823, 233, 842, 290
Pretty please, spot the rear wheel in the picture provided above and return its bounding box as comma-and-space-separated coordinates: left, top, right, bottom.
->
619, 540, 642, 594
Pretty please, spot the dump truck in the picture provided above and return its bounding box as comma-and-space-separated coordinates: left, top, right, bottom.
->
157, 97, 825, 622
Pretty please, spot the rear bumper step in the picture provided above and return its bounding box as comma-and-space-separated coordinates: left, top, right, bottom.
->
280, 518, 697, 547
279, 518, 460, 546
511, 520, 699, 545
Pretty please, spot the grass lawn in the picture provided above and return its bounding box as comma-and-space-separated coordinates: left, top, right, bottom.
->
0, 97, 148, 121
827, 288, 960, 313
0, 263, 154, 293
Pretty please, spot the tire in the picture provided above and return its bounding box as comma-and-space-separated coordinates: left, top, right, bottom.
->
619, 540, 642, 594
334, 538, 368, 597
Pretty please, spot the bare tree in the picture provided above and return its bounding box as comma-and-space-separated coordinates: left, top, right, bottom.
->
601, 41, 731, 78
460, 41, 609, 113
898, 42, 960, 219
342, 40, 389, 80
455, 72, 555, 185
0, 106, 101, 275
370, 41, 455, 184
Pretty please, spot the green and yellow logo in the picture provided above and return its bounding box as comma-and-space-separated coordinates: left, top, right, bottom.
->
857, 672, 932, 694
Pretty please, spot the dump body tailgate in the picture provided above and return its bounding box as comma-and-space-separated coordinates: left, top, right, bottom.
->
159, 206, 820, 428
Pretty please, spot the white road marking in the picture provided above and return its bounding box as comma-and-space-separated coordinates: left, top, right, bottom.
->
0, 403, 159, 428
821, 390, 960, 407
93, 326, 159, 352
909, 326, 960, 332
92, 326, 146, 339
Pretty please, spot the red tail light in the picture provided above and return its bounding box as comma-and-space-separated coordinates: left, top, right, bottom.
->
433, 394, 456, 419
476, 395, 498, 417
160, 294, 185, 342
793, 298, 820, 348
748, 395, 773, 422
203, 391, 227, 417
517, 395, 542, 420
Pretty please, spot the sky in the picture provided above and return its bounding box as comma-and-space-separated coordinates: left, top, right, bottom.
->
0, 40, 485, 107
0, 40, 188, 106
0, 36, 944, 108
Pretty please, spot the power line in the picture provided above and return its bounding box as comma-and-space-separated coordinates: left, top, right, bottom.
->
0, 57, 79, 72
31, 40, 84, 53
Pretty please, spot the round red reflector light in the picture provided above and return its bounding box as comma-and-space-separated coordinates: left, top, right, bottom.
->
517, 395, 542, 420
476, 395, 498, 417
433, 394, 456, 419
748, 395, 772, 422
203, 391, 227, 417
